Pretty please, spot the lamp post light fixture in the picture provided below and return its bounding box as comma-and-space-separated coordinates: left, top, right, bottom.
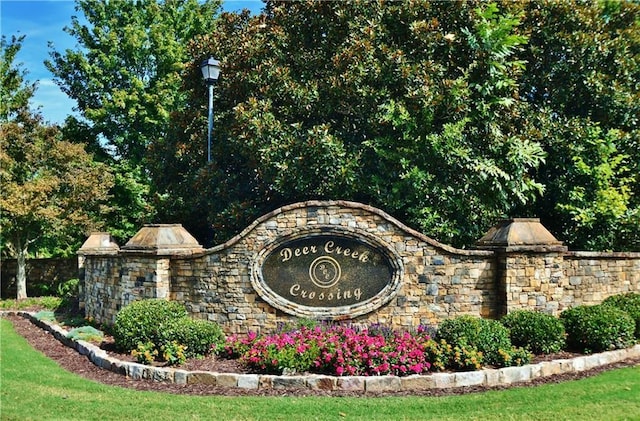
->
200, 57, 221, 163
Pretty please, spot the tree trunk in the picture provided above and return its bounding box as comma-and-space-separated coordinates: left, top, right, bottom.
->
16, 242, 28, 300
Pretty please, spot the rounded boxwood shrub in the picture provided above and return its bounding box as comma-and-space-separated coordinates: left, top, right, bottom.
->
602, 293, 640, 339
500, 310, 566, 355
112, 299, 188, 352
560, 304, 635, 353
435, 315, 513, 366
159, 317, 226, 358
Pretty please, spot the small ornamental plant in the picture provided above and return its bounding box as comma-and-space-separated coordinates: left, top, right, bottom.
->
33, 310, 57, 323
224, 331, 260, 359
132, 341, 158, 365
161, 341, 187, 366
445, 341, 484, 372
66, 326, 104, 343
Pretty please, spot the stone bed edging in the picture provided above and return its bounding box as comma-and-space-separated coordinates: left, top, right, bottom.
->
7, 311, 640, 393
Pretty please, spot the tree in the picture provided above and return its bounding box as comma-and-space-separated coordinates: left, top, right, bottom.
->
46, 0, 222, 242
0, 35, 114, 299
174, 0, 638, 250
180, 1, 546, 246
1, 35, 36, 122
1, 113, 114, 299
43, 0, 638, 251
518, 0, 640, 250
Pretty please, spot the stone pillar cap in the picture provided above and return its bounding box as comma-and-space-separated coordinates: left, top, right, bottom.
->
121, 224, 203, 255
477, 218, 567, 252
78, 232, 120, 255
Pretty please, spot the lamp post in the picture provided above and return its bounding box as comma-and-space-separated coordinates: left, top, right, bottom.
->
200, 57, 221, 163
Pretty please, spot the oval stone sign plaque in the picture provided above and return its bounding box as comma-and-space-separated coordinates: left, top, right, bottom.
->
252, 230, 402, 319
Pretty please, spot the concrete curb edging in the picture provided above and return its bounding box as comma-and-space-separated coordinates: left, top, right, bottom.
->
6, 311, 640, 392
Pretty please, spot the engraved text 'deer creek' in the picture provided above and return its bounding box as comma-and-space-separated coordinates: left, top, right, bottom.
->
252, 230, 403, 319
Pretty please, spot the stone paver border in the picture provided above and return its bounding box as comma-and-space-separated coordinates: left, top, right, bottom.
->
6, 311, 640, 393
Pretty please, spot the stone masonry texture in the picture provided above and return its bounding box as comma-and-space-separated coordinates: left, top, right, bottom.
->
78, 201, 640, 334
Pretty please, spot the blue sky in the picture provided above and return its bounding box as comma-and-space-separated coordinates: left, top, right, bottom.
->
0, 0, 263, 124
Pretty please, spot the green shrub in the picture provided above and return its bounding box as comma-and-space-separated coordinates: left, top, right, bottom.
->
67, 326, 104, 343
112, 300, 188, 352
56, 278, 79, 299
436, 315, 513, 367
561, 304, 635, 353
500, 310, 566, 354
602, 293, 640, 339
159, 317, 226, 358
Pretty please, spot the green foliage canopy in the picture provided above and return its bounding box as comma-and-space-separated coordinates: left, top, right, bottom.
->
0, 113, 114, 298
0, 35, 36, 122
46, 0, 222, 243
43, 0, 639, 251
1, 33, 114, 298
178, 0, 638, 249
47, 0, 222, 165
518, 0, 640, 250
183, 1, 547, 246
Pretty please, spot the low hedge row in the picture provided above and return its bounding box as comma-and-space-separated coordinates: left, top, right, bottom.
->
500, 293, 639, 354
111, 293, 639, 371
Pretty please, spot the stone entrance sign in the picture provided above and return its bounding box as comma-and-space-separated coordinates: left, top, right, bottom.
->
79, 200, 640, 335
252, 229, 403, 319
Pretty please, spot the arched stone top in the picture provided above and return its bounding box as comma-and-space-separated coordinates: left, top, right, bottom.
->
206, 200, 493, 257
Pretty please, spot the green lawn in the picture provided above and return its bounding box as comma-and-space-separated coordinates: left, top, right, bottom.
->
1, 318, 639, 421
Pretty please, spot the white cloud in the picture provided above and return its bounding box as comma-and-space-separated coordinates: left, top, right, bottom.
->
30, 78, 78, 125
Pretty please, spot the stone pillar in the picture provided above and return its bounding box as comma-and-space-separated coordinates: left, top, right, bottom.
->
477, 218, 568, 316
77, 233, 120, 312
119, 224, 203, 306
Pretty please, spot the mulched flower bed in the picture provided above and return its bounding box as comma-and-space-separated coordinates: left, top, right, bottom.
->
5, 314, 640, 397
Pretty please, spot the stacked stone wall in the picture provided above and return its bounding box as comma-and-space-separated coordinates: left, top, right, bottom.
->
80, 201, 640, 334
562, 252, 640, 306
168, 202, 497, 334
81, 256, 121, 322
1, 256, 78, 298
